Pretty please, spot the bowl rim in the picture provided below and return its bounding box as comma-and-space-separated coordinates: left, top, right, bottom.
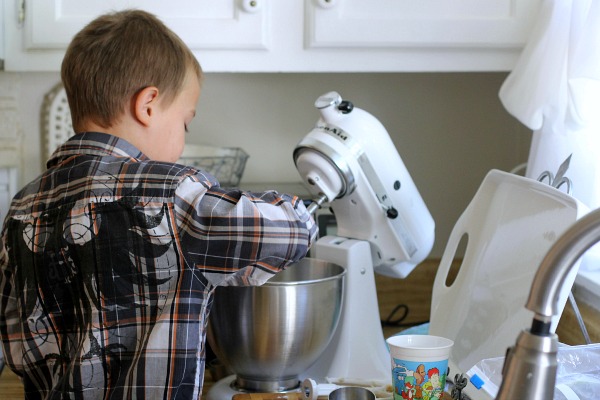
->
265, 259, 346, 286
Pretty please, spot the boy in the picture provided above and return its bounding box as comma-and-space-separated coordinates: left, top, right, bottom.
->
0, 9, 317, 400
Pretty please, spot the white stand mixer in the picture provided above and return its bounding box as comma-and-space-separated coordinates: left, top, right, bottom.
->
294, 92, 435, 384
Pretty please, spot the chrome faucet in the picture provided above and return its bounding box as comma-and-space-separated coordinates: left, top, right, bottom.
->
496, 207, 600, 399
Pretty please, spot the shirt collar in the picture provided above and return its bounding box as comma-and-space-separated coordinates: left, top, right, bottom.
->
47, 132, 149, 169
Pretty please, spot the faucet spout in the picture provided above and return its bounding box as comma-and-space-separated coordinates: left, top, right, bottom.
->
527, 207, 600, 323
497, 207, 600, 399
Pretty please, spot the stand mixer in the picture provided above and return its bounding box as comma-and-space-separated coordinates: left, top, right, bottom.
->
295, 91, 434, 383
206, 92, 434, 398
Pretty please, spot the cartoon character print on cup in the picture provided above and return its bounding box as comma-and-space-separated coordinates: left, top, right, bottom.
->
391, 358, 447, 400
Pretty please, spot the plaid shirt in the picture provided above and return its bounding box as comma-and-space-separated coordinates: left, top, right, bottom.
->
0, 132, 317, 399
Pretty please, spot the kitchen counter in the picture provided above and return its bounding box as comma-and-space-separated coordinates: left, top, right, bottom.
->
0, 368, 457, 400
1, 258, 598, 399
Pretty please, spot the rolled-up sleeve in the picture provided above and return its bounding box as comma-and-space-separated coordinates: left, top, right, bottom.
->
174, 177, 318, 287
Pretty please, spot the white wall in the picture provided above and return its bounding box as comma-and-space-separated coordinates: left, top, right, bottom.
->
9, 71, 531, 258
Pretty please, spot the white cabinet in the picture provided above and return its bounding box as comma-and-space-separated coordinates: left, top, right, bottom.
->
3, 0, 541, 72
4, 0, 269, 71
308, 0, 540, 71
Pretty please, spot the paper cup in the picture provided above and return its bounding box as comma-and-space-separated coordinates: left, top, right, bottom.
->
386, 335, 454, 400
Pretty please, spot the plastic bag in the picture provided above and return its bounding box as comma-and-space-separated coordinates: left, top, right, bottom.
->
467, 343, 600, 399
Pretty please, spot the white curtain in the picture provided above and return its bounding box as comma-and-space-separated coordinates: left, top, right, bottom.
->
500, 0, 600, 210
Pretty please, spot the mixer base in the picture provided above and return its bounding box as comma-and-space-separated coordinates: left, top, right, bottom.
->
206, 375, 238, 400
206, 375, 302, 400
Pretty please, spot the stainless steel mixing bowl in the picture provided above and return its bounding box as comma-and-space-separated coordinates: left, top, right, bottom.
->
207, 258, 346, 392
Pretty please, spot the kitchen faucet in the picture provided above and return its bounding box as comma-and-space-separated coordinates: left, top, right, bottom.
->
496, 207, 600, 399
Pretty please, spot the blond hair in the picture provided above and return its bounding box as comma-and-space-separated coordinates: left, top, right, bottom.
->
61, 9, 202, 132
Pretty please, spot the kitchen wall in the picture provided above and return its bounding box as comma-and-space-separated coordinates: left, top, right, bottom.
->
8, 71, 531, 257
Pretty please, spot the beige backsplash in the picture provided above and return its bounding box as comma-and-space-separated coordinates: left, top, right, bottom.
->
3, 71, 531, 258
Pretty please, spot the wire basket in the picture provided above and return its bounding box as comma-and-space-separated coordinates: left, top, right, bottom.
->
178, 144, 249, 187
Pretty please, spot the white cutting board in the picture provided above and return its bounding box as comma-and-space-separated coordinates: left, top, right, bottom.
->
429, 169, 588, 391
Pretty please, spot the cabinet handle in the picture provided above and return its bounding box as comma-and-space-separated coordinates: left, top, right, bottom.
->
240, 0, 263, 13
315, 0, 338, 9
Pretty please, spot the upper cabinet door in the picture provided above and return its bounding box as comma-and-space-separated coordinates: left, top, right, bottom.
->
306, 0, 541, 71
309, 0, 537, 48
4, 0, 269, 71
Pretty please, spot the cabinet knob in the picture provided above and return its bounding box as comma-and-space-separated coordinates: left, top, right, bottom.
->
315, 0, 338, 9
241, 0, 263, 13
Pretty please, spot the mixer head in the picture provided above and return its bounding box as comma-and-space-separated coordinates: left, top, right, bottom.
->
294, 92, 435, 278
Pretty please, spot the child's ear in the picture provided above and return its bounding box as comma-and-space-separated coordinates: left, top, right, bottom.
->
133, 86, 160, 127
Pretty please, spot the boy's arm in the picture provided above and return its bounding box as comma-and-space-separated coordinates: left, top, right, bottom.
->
174, 178, 318, 287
